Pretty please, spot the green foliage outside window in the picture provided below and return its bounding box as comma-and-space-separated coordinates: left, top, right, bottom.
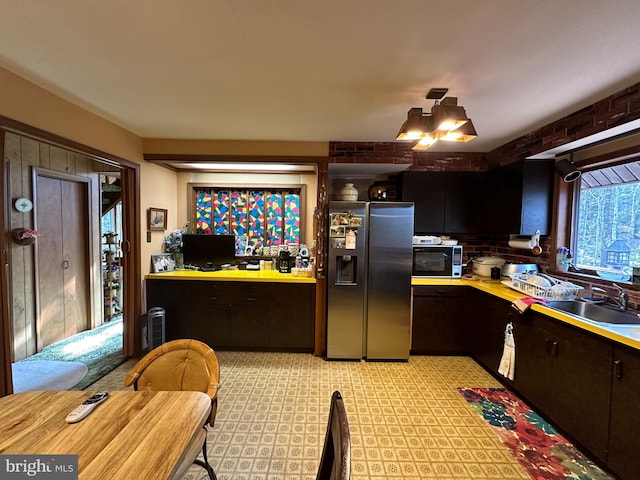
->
575, 160, 640, 276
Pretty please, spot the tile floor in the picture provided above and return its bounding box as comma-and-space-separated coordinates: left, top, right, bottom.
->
92, 352, 532, 480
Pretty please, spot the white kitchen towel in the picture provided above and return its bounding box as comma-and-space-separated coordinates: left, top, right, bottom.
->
497, 322, 515, 381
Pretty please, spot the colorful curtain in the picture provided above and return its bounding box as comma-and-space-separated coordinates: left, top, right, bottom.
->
194, 188, 300, 248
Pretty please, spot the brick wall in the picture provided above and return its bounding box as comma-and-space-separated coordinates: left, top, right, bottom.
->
327, 81, 640, 302
329, 80, 640, 170
486, 81, 640, 166
328, 141, 487, 172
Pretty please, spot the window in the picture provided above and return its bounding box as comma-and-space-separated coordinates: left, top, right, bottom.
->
573, 159, 640, 279
193, 187, 302, 249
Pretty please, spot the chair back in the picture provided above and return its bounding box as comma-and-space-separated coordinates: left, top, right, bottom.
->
316, 391, 351, 480
124, 339, 220, 425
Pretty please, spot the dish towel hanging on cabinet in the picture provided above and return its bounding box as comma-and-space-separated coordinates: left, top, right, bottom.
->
497, 322, 515, 381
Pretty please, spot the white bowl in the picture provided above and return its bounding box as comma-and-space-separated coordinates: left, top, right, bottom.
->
442, 239, 458, 245
527, 275, 552, 288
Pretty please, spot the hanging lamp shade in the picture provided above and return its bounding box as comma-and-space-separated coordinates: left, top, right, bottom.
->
396, 108, 427, 140
431, 97, 469, 133
439, 119, 477, 142
411, 134, 438, 150
411, 119, 439, 150
396, 89, 477, 147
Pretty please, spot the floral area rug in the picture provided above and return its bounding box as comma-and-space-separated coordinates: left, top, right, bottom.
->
458, 387, 614, 480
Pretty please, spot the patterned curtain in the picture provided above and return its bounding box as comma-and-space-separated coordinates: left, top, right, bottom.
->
195, 187, 301, 248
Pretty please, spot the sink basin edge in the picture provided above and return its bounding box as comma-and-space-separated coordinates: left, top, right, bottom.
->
545, 300, 640, 326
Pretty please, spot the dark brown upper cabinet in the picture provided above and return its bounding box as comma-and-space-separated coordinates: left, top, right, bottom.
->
485, 159, 554, 235
400, 171, 490, 235
401, 159, 553, 235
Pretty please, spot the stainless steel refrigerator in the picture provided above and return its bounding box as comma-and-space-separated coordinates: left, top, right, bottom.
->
326, 201, 414, 360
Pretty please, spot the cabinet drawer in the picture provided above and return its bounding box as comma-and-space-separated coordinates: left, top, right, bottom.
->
413, 286, 469, 297
228, 282, 271, 305
187, 282, 233, 304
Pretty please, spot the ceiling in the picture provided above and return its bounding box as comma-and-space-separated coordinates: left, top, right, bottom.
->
1, 1, 640, 153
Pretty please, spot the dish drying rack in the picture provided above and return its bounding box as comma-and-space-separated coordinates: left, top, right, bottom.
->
508, 273, 583, 300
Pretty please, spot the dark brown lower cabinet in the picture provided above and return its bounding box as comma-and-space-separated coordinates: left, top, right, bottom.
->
608, 345, 640, 479
411, 286, 469, 354
467, 291, 516, 381
513, 312, 613, 463
270, 283, 315, 349
145, 279, 314, 351
171, 303, 232, 348
417, 287, 637, 478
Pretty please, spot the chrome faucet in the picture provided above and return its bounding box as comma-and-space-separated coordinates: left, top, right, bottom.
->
592, 283, 628, 311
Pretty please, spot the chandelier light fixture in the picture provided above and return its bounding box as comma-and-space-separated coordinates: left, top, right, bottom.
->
396, 88, 477, 150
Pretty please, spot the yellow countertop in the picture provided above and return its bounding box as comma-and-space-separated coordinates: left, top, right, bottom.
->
412, 277, 640, 351
146, 269, 316, 284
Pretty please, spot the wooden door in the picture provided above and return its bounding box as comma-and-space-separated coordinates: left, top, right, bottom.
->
36, 174, 89, 350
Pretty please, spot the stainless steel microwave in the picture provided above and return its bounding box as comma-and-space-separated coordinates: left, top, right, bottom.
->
412, 245, 463, 278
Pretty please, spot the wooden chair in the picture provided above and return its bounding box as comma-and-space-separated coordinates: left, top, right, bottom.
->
124, 339, 220, 480
316, 391, 351, 480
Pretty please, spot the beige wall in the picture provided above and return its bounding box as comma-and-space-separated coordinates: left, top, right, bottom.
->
0, 65, 323, 301
143, 138, 328, 157
0, 67, 183, 312
0, 66, 143, 162
140, 164, 179, 274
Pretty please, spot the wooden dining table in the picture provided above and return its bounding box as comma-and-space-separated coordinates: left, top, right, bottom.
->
0, 390, 212, 480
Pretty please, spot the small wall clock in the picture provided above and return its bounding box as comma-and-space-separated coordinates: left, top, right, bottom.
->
14, 197, 33, 213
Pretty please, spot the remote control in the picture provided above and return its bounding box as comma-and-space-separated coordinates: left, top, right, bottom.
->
65, 392, 109, 424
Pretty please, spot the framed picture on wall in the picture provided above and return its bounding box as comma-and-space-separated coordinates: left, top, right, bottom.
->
148, 208, 167, 231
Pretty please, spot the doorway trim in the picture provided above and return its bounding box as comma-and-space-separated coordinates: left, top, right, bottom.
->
0, 115, 141, 396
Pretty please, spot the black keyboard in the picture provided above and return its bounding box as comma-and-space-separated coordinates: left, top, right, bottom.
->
198, 266, 220, 272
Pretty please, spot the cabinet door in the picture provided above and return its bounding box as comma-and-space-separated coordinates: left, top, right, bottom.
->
515, 312, 612, 462
146, 279, 232, 348
444, 173, 488, 234
228, 282, 270, 348
401, 172, 446, 233
270, 283, 315, 350
510, 312, 553, 400
487, 159, 553, 235
229, 305, 269, 347
468, 292, 515, 375
608, 345, 640, 479
401, 171, 491, 234
411, 286, 469, 354
171, 303, 231, 348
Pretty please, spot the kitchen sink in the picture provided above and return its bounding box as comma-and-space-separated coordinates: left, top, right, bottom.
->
546, 300, 640, 325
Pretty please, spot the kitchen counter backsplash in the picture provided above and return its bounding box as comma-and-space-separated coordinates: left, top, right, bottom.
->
439, 233, 639, 311
447, 233, 551, 275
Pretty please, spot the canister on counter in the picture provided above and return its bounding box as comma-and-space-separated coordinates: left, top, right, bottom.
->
491, 266, 501, 280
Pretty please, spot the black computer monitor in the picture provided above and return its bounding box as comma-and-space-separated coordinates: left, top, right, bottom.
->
182, 234, 236, 267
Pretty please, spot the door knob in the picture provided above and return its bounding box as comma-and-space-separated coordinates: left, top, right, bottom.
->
63, 260, 70, 269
